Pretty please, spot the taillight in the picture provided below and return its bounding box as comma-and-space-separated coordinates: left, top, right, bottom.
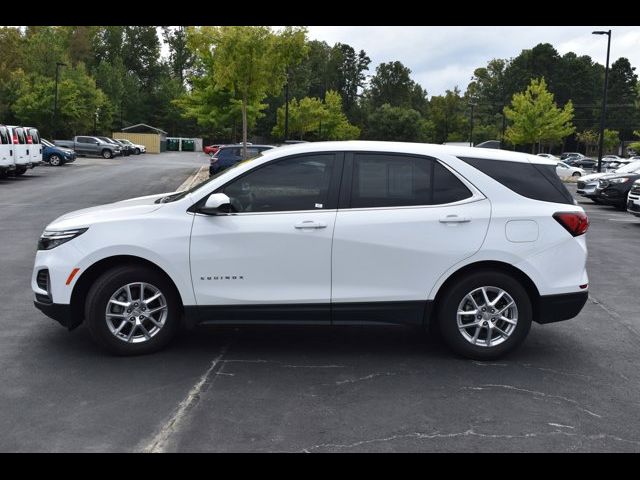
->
13, 133, 18, 144
553, 212, 589, 237
26, 135, 33, 144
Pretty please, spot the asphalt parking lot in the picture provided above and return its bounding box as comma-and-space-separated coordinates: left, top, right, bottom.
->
1, 158, 640, 452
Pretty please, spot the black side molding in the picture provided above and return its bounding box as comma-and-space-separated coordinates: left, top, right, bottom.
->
184, 300, 433, 328
536, 291, 588, 324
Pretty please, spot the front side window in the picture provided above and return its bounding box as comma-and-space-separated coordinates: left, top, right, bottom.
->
77, 137, 90, 143
220, 154, 336, 213
350, 153, 472, 208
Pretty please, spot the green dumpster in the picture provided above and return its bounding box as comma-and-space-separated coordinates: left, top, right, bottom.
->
167, 138, 179, 151
181, 139, 195, 152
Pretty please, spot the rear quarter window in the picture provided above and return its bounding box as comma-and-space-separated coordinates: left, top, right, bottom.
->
0, 127, 9, 144
458, 156, 575, 205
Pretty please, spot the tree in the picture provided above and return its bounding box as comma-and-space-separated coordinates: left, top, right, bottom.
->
576, 130, 598, 154
187, 26, 307, 158
504, 78, 575, 152
367, 61, 428, 113
428, 88, 469, 143
161, 26, 194, 86
363, 104, 427, 142
603, 129, 620, 153
271, 90, 359, 140
606, 58, 639, 139
327, 43, 370, 120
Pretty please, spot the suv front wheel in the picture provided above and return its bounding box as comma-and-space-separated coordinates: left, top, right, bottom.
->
102, 149, 113, 159
437, 271, 532, 360
85, 265, 181, 355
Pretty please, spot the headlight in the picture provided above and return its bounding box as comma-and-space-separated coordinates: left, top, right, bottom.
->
609, 178, 629, 184
38, 228, 88, 250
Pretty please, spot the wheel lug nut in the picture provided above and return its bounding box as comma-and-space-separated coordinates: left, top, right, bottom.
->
491, 317, 496, 321
129, 317, 134, 321
477, 315, 482, 320
139, 315, 144, 320
481, 307, 486, 312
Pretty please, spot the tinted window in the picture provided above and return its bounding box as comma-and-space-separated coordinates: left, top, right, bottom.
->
0, 127, 8, 145
458, 156, 574, 205
350, 153, 472, 208
221, 154, 335, 213
15, 128, 26, 144
77, 137, 91, 143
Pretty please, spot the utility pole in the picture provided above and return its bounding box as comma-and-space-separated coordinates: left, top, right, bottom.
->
593, 29, 612, 173
284, 74, 290, 141
469, 103, 476, 147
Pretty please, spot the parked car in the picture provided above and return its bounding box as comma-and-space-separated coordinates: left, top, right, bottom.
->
602, 155, 623, 161
209, 144, 275, 176
577, 161, 640, 202
115, 139, 146, 155
560, 152, 584, 161
25, 127, 43, 167
601, 158, 632, 172
565, 157, 597, 169
593, 170, 640, 209
42, 139, 76, 166
0, 124, 16, 176
627, 180, 640, 217
55, 136, 122, 159
537, 153, 560, 162
203, 144, 222, 155
32, 141, 589, 359
98, 137, 129, 156
556, 161, 584, 179
6, 125, 34, 175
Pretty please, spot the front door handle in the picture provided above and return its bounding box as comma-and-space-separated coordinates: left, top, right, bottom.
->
294, 221, 327, 229
439, 215, 471, 224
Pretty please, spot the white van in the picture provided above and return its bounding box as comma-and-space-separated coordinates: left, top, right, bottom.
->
0, 124, 16, 176
25, 127, 43, 166
6, 125, 32, 175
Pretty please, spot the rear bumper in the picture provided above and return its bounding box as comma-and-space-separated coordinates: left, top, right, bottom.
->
34, 300, 73, 328
536, 291, 588, 324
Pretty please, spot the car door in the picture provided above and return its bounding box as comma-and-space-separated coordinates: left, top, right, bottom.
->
189, 152, 342, 323
0, 126, 11, 166
331, 152, 491, 324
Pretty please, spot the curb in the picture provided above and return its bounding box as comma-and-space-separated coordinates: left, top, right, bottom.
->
177, 165, 207, 191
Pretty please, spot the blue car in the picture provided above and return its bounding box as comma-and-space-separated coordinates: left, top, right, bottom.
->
209, 144, 275, 176
42, 139, 76, 166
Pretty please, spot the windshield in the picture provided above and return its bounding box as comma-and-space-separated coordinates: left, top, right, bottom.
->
155, 153, 264, 204
118, 139, 133, 146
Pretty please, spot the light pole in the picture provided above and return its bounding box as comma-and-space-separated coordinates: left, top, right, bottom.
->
284, 69, 290, 141
593, 29, 611, 173
53, 62, 67, 138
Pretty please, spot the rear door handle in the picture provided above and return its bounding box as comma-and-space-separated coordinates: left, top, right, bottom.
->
439, 215, 471, 224
294, 221, 327, 229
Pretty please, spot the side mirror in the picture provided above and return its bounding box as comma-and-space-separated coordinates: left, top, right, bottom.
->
199, 193, 235, 215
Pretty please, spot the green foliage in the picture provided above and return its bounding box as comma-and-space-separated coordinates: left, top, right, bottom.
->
272, 90, 359, 140
428, 88, 469, 144
603, 129, 620, 152
367, 61, 428, 113
576, 130, 598, 148
363, 104, 427, 142
504, 78, 575, 151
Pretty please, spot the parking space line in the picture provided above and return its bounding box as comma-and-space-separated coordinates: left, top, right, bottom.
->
139, 345, 229, 453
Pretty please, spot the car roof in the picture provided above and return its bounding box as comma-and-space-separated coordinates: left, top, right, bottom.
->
249, 140, 556, 166
219, 144, 274, 149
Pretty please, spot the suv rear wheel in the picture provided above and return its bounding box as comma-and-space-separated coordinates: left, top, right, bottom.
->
437, 271, 532, 360
85, 265, 181, 355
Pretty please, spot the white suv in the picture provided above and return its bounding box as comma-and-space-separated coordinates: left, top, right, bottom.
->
32, 141, 589, 359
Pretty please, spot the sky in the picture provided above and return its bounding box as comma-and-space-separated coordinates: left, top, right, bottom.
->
301, 26, 640, 97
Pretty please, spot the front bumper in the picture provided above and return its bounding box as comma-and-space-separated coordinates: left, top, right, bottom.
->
536, 291, 589, 324
34, 300, 73, 328
627, 198, 640, 217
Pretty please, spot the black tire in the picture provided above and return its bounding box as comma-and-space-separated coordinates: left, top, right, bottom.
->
102, 149, 113, 159
134, 148, 140, 155
14, 166, 27, 176
49, 155, 62, 166
592, 198, 603, 204
572, 172, 581, 177
437, 271, 532, 360
85, 265, 181, 355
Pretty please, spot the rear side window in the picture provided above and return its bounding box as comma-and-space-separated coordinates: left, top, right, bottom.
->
29, 129, 40, 143
0, 127, 8, 144
350, 153, 472, 208
458, 156, 574, 205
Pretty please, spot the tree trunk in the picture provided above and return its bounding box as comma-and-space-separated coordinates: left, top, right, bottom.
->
242, 95, 248, 160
